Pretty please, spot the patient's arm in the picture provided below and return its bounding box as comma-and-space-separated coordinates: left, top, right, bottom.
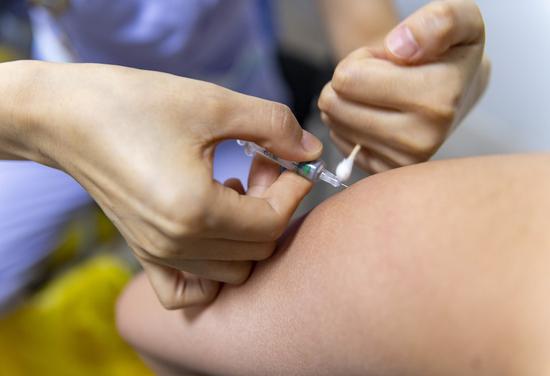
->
117, 154, 550, 376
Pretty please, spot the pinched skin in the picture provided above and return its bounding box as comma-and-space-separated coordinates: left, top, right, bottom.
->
118, 154, 550, 376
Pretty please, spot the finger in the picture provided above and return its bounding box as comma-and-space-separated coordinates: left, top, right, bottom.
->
260, 169, 313, 224
322, 114, 426, 166
143, 254, 253, 285
140, 259, 220, 309
146, 238, 276, 261
385, 0, 485, 64
319, 85, 435, 155
224, 178, 245, 194
203, 167, 313, 242
321, 113, 432, 166
331, 132, 395, 174
169, 259, 253, 285
325, 50, 479, 123
247, 154, 280, 197
208, 90, 323, 162
322, 58, 429, 112
345, 45, 387, 61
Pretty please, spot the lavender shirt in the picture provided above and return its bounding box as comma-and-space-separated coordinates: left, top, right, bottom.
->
0, 0, 289, 310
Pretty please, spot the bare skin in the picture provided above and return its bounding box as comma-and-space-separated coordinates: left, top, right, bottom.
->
117, 154, 550, 376
319, 0, 399, 58
0, 0, 491, 311
0, 60, 323, 308
319, 0, 491, 174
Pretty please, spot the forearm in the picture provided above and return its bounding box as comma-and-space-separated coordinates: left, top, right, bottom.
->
0, 60, 52, 163
318, 0, 398, 59
117, 154, 550, 375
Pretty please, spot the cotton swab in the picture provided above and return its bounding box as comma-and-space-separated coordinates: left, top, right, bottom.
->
336, 144, 361, 182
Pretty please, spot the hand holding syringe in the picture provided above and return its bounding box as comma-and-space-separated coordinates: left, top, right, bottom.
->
237, 140, 348, 189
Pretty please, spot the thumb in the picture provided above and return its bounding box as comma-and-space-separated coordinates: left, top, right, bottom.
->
210, 91, 323, 162
384, 0, 484, 64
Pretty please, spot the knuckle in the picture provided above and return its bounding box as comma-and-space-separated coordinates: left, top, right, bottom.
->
266, 220, 287, 242
426, 79, 462, 126
227, 262, 253, 285
331, 59, 355, 94
467, 0, 485, 39
157, 285, 184, 310
430, 1, 457, 41
160, 296, 182, 310
403, 153, 427, 165
154, 191, 211, 241
132, 227, 181, 260
202, 83, 230, 125
268, 102, 296, 138
198, 279, 220, 302
148, 236, 180, 259
443, 63, 466, 90
159, 274, 218, 309
427, 103, 457, 127
402, 131, 444, 158
329, 130, 344, 145
398, 152, 428, 166
185, 282, 218, 307
369, 159, 391, 175
416, 95, 458, 127
391, 152, 423, 167
319, 112, 333, 128
253, 242, 276, 261
317, 84, 337, 114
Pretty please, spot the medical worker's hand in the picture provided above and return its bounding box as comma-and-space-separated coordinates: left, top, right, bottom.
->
4, 61, 322, 308
319, 0, 491, 173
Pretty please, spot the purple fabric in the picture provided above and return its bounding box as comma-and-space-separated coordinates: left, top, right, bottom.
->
31, 0, 288, 101
1, 0, 286, 309
0, 162, 91, 310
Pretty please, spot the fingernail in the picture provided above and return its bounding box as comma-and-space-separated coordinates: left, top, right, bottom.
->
301, 130, 323, 154
386, 25, 419, 59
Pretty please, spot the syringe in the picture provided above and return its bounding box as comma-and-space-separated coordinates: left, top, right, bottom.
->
237, 140, 348, 188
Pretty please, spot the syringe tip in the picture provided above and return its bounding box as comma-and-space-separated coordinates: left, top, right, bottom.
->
319, 169, 346, 188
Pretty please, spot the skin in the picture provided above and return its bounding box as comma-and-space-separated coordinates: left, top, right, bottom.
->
117, 154, 550, 376
0, 0, 490, 310
0, 60, 323, 308
318, 0, 399, 58
319, 0, 492, 174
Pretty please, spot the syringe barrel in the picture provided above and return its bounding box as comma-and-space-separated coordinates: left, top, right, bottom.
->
237, 140, 298, 172
237, 140, 331, 184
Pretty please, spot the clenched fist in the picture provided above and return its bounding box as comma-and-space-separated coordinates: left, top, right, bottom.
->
319, 0, 490, 173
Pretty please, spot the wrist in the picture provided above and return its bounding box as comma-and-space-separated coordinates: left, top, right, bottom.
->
0, 60, 58, 165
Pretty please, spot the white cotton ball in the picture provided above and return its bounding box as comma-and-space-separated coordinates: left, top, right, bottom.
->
336, 157, 354, 182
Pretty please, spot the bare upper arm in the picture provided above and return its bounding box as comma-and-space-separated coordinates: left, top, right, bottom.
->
117, 154, 550, 376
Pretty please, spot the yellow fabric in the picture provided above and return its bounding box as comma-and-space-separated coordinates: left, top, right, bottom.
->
0, 255, 152, 376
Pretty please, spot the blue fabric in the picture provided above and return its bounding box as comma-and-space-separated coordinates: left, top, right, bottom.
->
0, 0, 25, 15
31, 0, 287, 101
0, 163, 91, 310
